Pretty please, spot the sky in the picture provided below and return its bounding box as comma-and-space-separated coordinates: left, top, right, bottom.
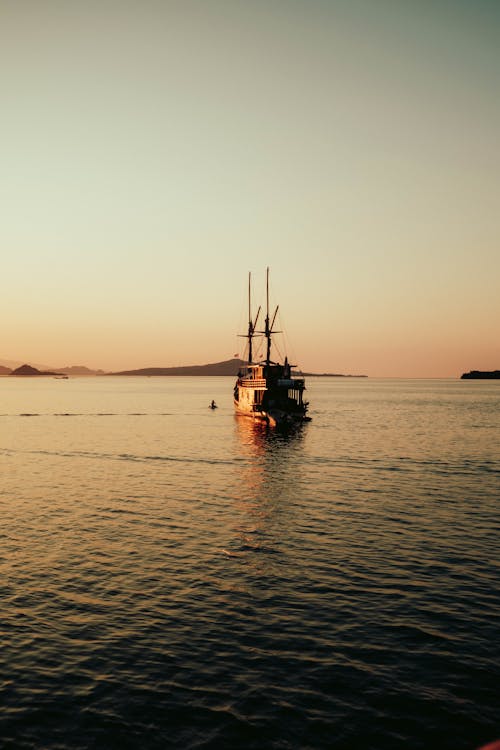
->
1, 0, 499, 377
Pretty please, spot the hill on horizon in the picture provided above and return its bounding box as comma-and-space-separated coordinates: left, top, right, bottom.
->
56, 365, 106, 375
10, 364, 62, 377
2, 356, 367, 378
108, 359, 365, 377
0, 357, 55, 371
108, 358, 245, 376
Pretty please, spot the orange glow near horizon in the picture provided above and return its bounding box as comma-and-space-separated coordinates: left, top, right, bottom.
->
1, 2, 499, 378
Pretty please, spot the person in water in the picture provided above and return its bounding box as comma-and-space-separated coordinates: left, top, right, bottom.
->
210, 400, 217, 409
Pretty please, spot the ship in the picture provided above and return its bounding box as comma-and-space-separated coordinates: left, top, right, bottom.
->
233, 269, 310, 427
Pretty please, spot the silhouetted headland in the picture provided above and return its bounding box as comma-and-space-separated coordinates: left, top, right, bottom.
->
10, 364, 62, 377
108, 358, 367, 377
2, 358, 367, 378
461, 370, 500, 380
109, 359, 246, 376
56, 365, 106, 376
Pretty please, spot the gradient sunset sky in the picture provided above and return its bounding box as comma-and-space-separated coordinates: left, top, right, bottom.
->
1, 0, 499, 377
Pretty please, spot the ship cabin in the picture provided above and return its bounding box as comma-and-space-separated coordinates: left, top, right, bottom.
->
235, 360, 307, 415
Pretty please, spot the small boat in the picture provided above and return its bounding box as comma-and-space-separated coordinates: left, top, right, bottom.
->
233, 268, 310, 427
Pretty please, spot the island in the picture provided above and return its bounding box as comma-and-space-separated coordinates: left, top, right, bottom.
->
10, 364, 63, 377
2, 357, 367, 378
107, 358, 367, 377
461, 370, 500, 380
108, 359, 247, 376
55, 365, 106, 376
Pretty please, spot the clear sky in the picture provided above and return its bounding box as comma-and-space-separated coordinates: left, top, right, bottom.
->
1, 0, 499, 376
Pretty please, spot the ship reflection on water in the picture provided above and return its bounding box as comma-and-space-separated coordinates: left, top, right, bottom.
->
234, 412, 307, 453
233, 414, 307, 496
225, 416, 308, 569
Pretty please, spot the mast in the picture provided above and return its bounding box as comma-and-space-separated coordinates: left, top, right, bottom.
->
265, 268, 271, 365
264, 267, 278, 366
243, 272, 260, 365
248, 272, 253, 364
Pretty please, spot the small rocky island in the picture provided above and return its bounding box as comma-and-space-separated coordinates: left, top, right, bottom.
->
461, 370, 500, 380
10, 364, 62, 377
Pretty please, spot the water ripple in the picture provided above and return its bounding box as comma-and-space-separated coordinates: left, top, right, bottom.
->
1, 378, 499, 750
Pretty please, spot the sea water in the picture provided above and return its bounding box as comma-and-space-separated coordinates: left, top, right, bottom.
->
1, 376, 499, 750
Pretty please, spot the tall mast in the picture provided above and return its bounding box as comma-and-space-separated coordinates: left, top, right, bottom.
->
264, 267, 279, 366
242, 272, 261, 364
264, 268, 269, 364
248, 272, 253, 364
265, 267, 272, 365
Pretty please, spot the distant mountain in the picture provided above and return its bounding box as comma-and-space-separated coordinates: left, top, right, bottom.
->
55, 365, 106, 375
109, 358, 246, 376
2, 356, 366, 378
1, 358, 105, 375
0, 358, 53, 371
10, 364, 62, 377
108, 359, 367, 377
461, 370, 500, 380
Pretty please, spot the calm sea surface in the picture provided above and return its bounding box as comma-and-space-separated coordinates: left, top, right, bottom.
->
1, 376, 499, 750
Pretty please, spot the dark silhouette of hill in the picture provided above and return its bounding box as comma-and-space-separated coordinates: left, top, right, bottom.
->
109, 358, 246, 376
108, 359, 366, 377
461, 370, 500, 380
55, 365, 106, 375
1, 358, 53, 371
3, 357, 366, 378
10, 364, 62, 377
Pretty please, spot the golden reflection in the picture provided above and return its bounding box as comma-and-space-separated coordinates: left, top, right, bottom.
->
233, 414, 305, 495
224, 416, 307, 570
234, 413, 305, 455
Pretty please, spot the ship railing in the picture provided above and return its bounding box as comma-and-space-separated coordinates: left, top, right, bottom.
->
239, 377, 267, 388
